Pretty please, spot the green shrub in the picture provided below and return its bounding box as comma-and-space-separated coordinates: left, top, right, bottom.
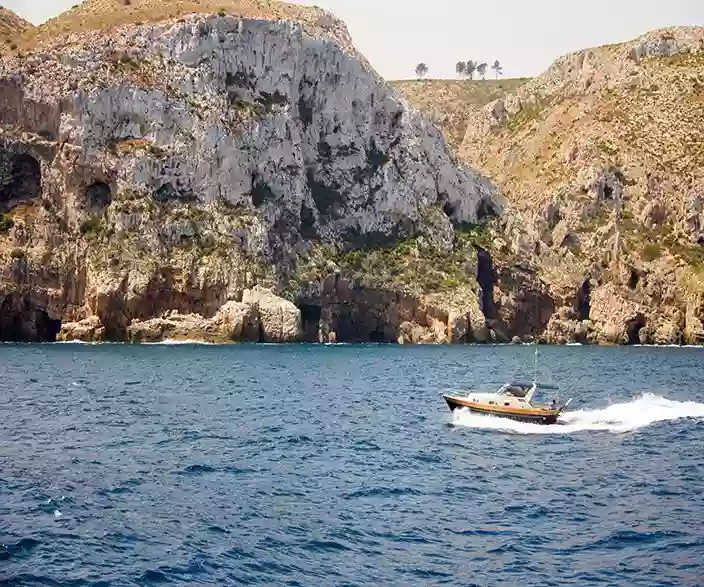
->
80, 217, 102, 236
0, 213, 14, 235
10, 248, 25, 259
642, 243, 662, 262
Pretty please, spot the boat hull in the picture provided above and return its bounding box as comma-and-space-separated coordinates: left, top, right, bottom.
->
443, 395, 560, 425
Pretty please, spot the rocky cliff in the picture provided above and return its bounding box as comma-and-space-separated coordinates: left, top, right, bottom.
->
0, 0, 499, 343
399, 26, 704, 345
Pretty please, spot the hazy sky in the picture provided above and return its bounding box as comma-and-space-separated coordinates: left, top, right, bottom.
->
5, 0, 703, 79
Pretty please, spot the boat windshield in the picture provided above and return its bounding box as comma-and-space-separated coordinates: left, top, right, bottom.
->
498, 383, 532, 398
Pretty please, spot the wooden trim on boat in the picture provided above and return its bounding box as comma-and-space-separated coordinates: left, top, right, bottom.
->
443, 395, 558, 417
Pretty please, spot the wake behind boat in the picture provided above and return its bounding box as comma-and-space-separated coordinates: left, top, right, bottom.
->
443, 381, 572, 425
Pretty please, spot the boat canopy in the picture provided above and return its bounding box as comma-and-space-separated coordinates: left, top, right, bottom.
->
498, 382, 534, 398
498, 381, 560, 397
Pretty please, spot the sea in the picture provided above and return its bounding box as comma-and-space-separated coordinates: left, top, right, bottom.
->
1, 342, 703, 586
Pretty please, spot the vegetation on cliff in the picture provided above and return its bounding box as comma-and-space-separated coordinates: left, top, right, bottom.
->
0, 6, 32, 54
392, 78, 528, 152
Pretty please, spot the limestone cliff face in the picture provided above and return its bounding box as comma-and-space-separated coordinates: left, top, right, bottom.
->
0, 5, 497, 342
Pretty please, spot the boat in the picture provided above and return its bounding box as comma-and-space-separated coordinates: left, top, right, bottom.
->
442, 381, 572, 425
442, 347, 572, 425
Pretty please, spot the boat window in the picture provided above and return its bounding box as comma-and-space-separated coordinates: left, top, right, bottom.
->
489, 401, 495, 405
504, 402, 510, 406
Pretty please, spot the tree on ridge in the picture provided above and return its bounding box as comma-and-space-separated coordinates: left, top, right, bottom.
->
456, 61, 466, 78
415, 63, 429, 80
492, 60, 503, 79
465, 60, 477, 80
477, 62, 488, 80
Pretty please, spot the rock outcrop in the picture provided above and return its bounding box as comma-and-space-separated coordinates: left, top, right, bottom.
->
58, 316, 105, 342
242, 286, 301, 342
0, 0, 499, 343
127, 301, 259, 343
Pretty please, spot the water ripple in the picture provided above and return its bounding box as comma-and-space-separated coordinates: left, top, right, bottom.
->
1, 343, 703, 586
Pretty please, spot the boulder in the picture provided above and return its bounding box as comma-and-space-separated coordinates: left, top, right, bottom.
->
653, 321, 682, 345
217, 302, 259, 341
127, 302, 260, 343
242, 286, 302, 343
545, 313, 590, 344
57, 316, 105, 342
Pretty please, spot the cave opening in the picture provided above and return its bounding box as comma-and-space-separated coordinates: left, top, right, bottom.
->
369, 328, 388, 343
628, 268, 640, 290
626, 314, 646, 345
299, 304, 322, 342
35, 310, 62, 343
0, 154, 42, 210
577, 279, 591, 321
299, 204, 317, 239
0, 299, 61, 342
441, 200, 455, 218
477, 199, 498, 220
475, 246, 496, 318
85, 181, 112, 211
0, 299, 21, 341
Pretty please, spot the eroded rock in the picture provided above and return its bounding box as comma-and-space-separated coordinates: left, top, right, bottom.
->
242, 286, 302, 343
58, 316, 105, 342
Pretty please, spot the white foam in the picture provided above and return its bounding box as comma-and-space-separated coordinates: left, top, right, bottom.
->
144, 339, 216, 345
451, 393, 704, 435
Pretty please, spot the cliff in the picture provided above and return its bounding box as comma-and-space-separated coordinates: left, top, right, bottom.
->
0, 0, 499, 343
400, 27, 704, 345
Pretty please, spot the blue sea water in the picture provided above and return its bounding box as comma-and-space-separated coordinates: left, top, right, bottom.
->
1, 343, 704, 586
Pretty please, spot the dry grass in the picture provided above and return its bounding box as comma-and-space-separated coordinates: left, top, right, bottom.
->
462, 46, 704, 217
391, 78, 528, 152
0, 6, 33, 53
17, 0, 342, 50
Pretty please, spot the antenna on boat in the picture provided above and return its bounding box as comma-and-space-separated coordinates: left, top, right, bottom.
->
533, 345, 538, 385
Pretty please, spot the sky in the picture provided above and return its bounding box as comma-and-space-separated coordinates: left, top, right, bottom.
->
5, 0, 703, 79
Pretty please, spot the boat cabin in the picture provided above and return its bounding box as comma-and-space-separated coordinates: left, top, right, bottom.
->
496, 382, 536, 402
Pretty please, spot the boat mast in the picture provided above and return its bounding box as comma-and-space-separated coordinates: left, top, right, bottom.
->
533, 345, 538, 384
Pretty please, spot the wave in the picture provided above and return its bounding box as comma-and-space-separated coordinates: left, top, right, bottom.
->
451, 393, 704, 435
143, 339, 216, 345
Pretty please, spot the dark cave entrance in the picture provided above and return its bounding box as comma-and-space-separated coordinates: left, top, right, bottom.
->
628, 268, 640, 290
626, 314, 646, 346
369, 328, 388, 343
0, 154, 42, 210
0, 299, 61, 342
477, 199, 498, 220
35, 311, 62, 343
577, 279, 591, 321
0, 299, 21, 341
299, 304, 322, 342
441, 200, 455, 218
475, 246, 496, 318
85, 181, 112, 211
